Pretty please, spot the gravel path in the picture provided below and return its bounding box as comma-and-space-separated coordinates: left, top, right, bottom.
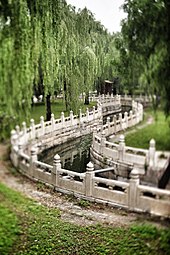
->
0, 143, 169, 228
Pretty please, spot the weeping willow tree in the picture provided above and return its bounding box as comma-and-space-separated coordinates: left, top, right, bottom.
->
57, 4, 82, 112
0, 0, 120, 140
76, 8, 98, 105
0, 0, 34, 139
28, 0, 62, 120
121, 0, 170, 114
0, 0, 63, 135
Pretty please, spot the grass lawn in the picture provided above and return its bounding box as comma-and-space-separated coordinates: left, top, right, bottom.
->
0, 182, 170, 255
125, 109, 170, 151
30, 99, 96, 124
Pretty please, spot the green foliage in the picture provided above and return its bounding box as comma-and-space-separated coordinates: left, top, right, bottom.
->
29, 100, 96, 124
121, 0, 170, 114
76, 199, 91, 208
125, 110, 170, 150
0, 205, 20, 255
0, 0, 120, 139
0, 182, 170, 255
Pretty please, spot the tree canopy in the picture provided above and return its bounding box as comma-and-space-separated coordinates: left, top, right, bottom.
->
120, 0, 170, 114
0, 0, 119, 139
1, 0, 169, 141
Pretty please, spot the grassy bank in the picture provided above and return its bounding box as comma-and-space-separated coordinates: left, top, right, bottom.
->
125, 110, 170, 151
30, 99, 96, 124
0, 182, 170, 255
0, 99, 97, 141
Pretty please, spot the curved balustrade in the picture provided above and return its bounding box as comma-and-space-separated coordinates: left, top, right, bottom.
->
10, 95, 170, 217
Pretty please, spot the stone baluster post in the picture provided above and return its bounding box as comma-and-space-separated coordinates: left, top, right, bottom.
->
115, 94, 118, 103
11, 130, 18, 147
129, 110, 133, 127
124, 112, 128, 129
100, 130, 106, 155
83, 94, 85, 103
99, 119, 103, 133
119, 113, 122, 131
97, 101, 100, 110
15, 125, 20, 135
40, 116, 45, 136
92, 125, 97, 146
61, 112, 65, 128
52, 154, 61, 186
51, 113, 55, 131
113, 114, 117, 134
140, 104, 143, 121
148, 139, 156, 169
22, 122, 27, 136
10, 130, 19, 167
106, 116, 110, 135
86, 108, 89, 122
30, 119, 35, 139
29, 127, 33, 141
17, 142, 23, 167
132, 100, 135, 112
15, 125, 21, 147
30, 147, 38, 177
136, 111, 139, 124
99, 102, 102, 118
118, 135, 125, 161
135, 101, 137, 110
93, 106, 96, 120
78, 109, 82, 125
129, 168, 140, 210
116, 94, 120, 104
18, 142, 23, 155
85, 162, 94, 197
70, 110, 74, 126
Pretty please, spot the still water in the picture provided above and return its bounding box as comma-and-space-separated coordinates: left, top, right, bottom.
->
39, 134, 92, 173
40, 107, 131, 173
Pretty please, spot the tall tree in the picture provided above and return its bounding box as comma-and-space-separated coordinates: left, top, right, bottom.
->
121, 0, 170, 114
0, 0, 120, 139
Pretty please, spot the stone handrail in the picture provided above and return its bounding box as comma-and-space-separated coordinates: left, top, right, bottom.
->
15, 153, 170, 216
90, 99, 169, 177
10, 95, 170, 217
91, 132, 168, 176
137, 184, 170, 215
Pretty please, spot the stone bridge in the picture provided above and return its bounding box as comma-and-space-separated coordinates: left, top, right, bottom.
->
10, 95, 170, 217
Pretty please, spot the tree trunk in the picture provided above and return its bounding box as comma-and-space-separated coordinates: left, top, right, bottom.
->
46, 94, 51, 121
84, 93, 89, 105
64, 80, 69, 111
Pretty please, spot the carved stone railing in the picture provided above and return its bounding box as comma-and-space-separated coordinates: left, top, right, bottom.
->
90, 99, 169, 184
13, 150, 170, 217
10, 95, 170, 217
91, 133, 168, 175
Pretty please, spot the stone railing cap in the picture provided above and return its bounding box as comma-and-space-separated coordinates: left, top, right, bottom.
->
54, 154, 60, 160
87, 161, 94, 171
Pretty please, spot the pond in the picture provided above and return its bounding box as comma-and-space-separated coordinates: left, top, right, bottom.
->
39, 107, 132, 173
39, 134, 92, 173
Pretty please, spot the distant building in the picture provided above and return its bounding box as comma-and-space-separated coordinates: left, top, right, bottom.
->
98, 79, 119, 95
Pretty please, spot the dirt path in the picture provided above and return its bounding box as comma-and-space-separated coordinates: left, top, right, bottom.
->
0, 143, 169, 228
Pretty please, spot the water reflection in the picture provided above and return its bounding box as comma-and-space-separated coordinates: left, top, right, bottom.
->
40, 106, 131, 173
39, 134, 92, 173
